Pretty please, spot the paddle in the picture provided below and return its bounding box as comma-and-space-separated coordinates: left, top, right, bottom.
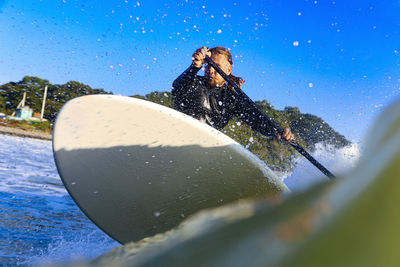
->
204, 55, 335, 179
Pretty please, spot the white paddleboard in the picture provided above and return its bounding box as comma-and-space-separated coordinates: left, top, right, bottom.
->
53, 94, 288, 244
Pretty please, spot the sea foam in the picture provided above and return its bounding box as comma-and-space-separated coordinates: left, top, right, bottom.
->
281, 142, 361, 192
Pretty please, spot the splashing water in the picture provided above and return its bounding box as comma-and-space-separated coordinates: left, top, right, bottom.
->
282, 142, 361, 192
0, 135, 119, 266
28, 231, 117, 266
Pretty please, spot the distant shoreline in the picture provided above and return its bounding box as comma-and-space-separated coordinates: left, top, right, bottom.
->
0, 126, 52, 141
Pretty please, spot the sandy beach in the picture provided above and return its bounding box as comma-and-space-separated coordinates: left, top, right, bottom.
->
0, 125, 52, 141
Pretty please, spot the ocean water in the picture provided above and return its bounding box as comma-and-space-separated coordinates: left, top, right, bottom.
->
0, 134, 360, 266
0, 135, 119, 266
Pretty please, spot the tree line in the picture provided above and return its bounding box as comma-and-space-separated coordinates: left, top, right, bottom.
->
0, 76, 350, 171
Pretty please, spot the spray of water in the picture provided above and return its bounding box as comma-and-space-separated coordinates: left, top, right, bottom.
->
281, 142, 361, 192
27, 231, 119, 266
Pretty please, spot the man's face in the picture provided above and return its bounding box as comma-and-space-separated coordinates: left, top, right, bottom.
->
205, 53, 231, 87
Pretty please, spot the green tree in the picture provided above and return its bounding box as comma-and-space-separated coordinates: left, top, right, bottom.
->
0, 76, 112, 122
132, 91, 174, 108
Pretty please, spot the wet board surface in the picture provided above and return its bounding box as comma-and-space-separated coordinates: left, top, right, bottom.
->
52, 95, 288, 244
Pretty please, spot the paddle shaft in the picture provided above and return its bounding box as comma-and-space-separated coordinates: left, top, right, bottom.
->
204, 55, 335, 179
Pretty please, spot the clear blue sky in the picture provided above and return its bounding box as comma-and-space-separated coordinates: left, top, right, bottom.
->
1, 0, 399, 142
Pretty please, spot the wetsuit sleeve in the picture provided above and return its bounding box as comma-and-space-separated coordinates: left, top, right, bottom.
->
172, 64, 202, 112
233, 95, 278, 138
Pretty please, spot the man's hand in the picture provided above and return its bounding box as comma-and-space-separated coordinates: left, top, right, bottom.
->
192, 46, 212, 68
277, 128, 296, 142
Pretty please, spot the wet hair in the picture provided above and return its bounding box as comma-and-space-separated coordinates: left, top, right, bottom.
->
209, 46, 244, 89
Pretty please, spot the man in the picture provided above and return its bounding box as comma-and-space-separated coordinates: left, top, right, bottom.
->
172, 46, 295, 142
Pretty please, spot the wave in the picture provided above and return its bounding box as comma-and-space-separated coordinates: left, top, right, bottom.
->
0, 134, 66, 196
281, 142, 361, 192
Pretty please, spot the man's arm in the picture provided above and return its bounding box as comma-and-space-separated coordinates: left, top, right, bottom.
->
172, 46, 210, 99
171, 64, 201, 111
233, 95, 296, 142
234, 97, 278, 138
172, 64, 201, 94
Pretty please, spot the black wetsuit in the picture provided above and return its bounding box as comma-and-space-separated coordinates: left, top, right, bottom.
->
172, 64, 277, 137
